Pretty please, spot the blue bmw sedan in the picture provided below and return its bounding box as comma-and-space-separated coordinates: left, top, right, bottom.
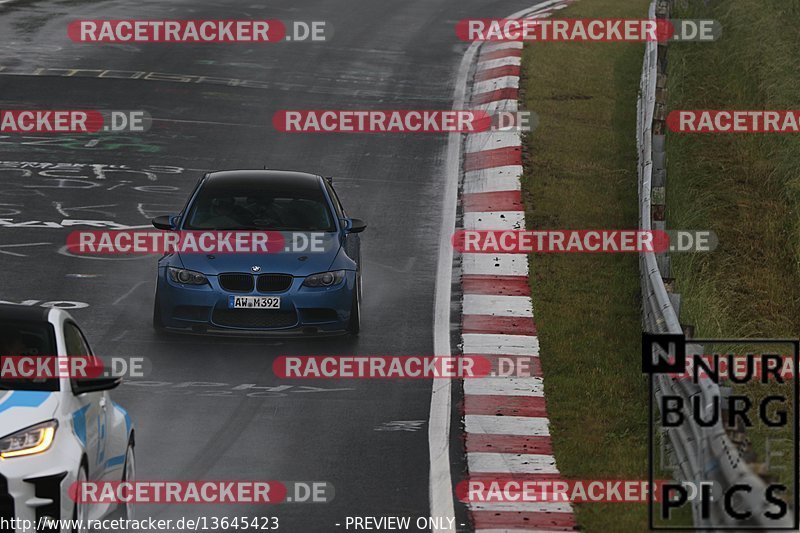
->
151, 170, 366, 335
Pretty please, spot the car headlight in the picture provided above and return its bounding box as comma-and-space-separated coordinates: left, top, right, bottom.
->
302, 270, 346, 288
0, 420, 57, 459
168, 267, 208, 285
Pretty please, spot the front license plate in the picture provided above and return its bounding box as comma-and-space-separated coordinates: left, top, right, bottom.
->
228, 296, 281, 309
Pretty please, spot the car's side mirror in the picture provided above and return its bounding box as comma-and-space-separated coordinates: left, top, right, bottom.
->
152, 215, 176, 230
73, 376, 122, 395
342, 218, 367, 233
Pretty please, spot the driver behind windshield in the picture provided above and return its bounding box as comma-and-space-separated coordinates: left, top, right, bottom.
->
186, 188, 335, 231
0, 323, 58, 391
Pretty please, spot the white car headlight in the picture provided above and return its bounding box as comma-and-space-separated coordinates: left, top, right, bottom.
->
0, 420, 57, 459
168, 267, 208, 285
302, 270, 346, 288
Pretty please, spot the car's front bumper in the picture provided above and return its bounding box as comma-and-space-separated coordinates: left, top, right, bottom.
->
155, 269, 356, 335
0, 431, 81, 533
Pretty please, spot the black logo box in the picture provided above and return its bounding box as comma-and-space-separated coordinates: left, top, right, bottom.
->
642, 333, 799, 530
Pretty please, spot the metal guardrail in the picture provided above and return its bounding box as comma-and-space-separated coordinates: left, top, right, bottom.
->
637, 1, 795, 529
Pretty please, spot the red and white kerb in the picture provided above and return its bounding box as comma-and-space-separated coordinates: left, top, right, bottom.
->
458, 1, 578, 530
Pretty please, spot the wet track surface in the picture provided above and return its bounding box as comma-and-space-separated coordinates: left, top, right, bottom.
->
0, 0, 542, 529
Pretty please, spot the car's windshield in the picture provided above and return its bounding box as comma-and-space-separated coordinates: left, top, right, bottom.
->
0, 321, 59, 392
184, 182, 336, 231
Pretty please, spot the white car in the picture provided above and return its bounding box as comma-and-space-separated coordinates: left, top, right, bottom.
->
0, 304, 134, 532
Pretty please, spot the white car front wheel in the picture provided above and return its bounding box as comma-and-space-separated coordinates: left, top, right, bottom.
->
72, 465, 89, 533
121, 441, 135, 520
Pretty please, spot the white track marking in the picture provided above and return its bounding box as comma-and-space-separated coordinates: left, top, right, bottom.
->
526, 11, 556, 20
463, 334, 539, 356
464, 166, 523, 194
477, 57, 522, 71
468, 452, 559, 474
432, 3, 560, 531
466, 131, 521, 152
112, 280, 147, 305
0, 242, 51, 257
466, 415, 550, 436
469, 501, 574, 513
474, 76, 520, 95
464, 377, 544, 397
152, 117, 261, 128
462, 253, 529, 277
480, 42, 524, 54
524, 0, 572, 14
464, 211, 526, 231
430, 19, 481, 533
474, 99, 519, 114
462, 294, 532, 317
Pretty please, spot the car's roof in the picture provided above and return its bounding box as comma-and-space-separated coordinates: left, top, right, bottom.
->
0, 303, 49, 323
203, 170, 323, 190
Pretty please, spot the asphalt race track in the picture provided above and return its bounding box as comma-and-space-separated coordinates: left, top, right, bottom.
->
0, 0, 544, 530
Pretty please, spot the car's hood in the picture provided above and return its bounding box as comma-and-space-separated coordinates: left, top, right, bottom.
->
0, 390, 59, 435
177, 234, 342, 277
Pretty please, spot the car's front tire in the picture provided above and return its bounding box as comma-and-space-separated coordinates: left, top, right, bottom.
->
72, 463, 89, 533
347, 273, 361, 336
121, 440, 135, 520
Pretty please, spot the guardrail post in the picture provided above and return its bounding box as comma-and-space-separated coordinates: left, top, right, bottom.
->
638, 0, 797, 527
653, 0, 671, 281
